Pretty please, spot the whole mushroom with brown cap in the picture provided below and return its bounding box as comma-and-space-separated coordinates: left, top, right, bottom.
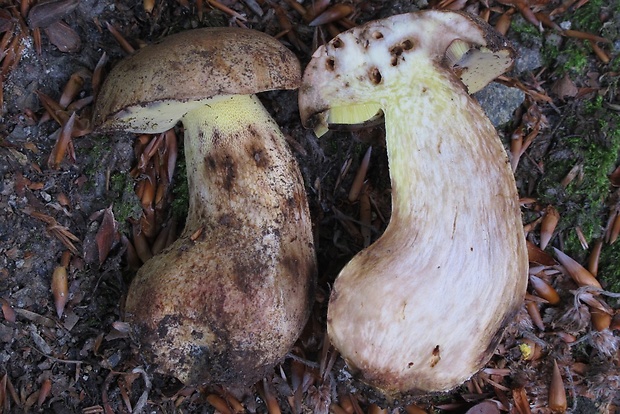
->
93, 28, 316, 386
298, 10, 527, 395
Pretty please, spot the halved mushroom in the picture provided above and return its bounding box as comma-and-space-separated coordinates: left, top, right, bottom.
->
93, 28, 316, 386
299, 10, 527, 395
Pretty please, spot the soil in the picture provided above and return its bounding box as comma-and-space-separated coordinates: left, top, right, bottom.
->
0, 0, 619, 413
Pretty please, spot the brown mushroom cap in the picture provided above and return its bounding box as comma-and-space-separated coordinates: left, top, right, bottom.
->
93, 27, 301, 133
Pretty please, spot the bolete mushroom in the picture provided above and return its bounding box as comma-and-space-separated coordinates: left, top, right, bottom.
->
93, 28, 316, 386
298, 10, 527, 395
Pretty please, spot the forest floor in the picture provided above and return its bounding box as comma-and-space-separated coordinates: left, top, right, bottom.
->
0, 0, 619, 413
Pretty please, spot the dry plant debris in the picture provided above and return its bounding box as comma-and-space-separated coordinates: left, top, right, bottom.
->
0, 0, 618, 412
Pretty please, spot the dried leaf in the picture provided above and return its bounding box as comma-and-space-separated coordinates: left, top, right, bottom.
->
51, 265, 68, 317
553, 247, 602, 288
0, 9, 13, 33
540, 205, 560, 250
25, 208, 80, 253
609, 165, 620, 187
527, 240, 556, 265
548, 360, 567, 413
510, 126, 524, 171
560, 163, 582, 188
95, 206, 117, 265
309, 4, 353, 26
348, 146, 371, 202
588, 239, 603, 276
368, 404, 387, 414
512, 387, 532, 414
530, 274, 560, 305
497, 0, 540, 29
132, 221, 153, 263
206, 0, 247, 21
36, 90, 67, 126
609, 212, 620, 244
207, 394, 233, 414
143, 0, 155, 13
526, 301, 545, 330
405, 405, 428, 414
59, 71, 86, 108
534, 12, 562, 30
611, 313, 620, 330
14, 308, 56, 327
43, 20, 81, 53
303, 0, 330, 23
92, 52, 108, 98
28, 0, 79, 28
1, 32, 25, 80
47, 111, 76, 169
37, 378, 52, 407
0, 298, 16, 323
590, 307, 612, 331
563, 29, 611, 43
551, 74, 578, 100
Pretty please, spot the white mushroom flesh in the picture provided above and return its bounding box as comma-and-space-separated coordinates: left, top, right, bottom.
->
299, 10, 527, 394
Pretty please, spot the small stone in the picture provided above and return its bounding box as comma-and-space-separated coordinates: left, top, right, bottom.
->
475, 83, 526, 128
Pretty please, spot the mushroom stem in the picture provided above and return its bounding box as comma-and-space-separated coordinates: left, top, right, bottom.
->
327, 68, 527, 393
124, 94, 315, 385
180, 94, 305, 234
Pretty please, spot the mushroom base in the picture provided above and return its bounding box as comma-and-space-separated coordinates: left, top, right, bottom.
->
124, 94, 316, 386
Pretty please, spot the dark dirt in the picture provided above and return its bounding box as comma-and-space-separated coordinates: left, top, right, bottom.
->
0, 0, 619, 413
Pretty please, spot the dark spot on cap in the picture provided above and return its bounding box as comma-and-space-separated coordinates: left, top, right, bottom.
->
222, 155, 236, 192
205, 155, 217, 171
390, 45, 404, 57
218, 213, 233, 226
332, 38, 343, 49
369, 67, 382, 85
326, 57, 335, 71
372, 31, 383, 39
191, 330, 204, 340
251, 147, 268, 168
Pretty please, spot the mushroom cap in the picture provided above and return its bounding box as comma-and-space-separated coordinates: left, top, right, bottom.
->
93, 27, 301, 133
298, 10, 515, 132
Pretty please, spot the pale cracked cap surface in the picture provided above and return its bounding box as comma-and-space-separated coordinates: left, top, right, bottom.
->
93, 27, 301, 133
298, 9, 515, 133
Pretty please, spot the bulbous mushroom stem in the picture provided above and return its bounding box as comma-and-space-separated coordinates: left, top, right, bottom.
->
326, 70, 527, 393
125, 94, 316, 386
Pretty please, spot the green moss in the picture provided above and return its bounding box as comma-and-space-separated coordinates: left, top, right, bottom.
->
109, 172, 141, 232
561, 43, 590, 74
537, 101, 620, 266
542, 38, 560, 63
599, 243, 620, 294
510, 16, 541, 41
81, 140, 111, 192
570, 0, 604, 33
584, 95, 604, 112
